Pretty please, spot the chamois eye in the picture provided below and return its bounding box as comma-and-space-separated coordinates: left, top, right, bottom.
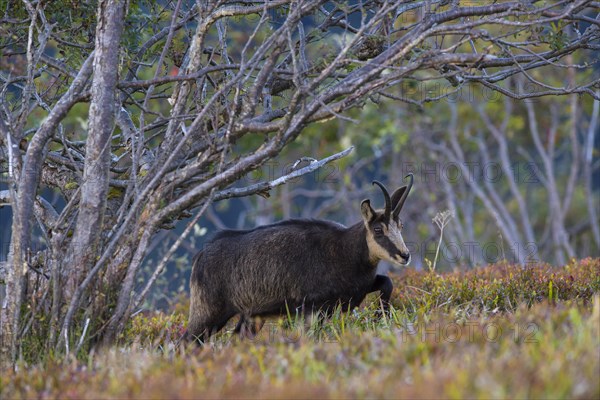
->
374, 227, 383, 235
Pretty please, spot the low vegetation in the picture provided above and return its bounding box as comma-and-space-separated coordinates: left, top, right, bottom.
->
2, 258, 599, 399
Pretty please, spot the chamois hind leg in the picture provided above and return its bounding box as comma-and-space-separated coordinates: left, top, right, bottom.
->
187, 308, 236, 344
186, 285, 236, 343
369, 274, 393, 313
188, 275, 237, 344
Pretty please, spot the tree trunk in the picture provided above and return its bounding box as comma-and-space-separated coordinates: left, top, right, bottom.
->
63, 0, 126, 306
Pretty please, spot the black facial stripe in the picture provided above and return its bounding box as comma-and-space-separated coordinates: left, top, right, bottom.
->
375, 235, 403, 258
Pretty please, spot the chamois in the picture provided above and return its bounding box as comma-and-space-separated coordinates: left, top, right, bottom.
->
187, 174, 414, 342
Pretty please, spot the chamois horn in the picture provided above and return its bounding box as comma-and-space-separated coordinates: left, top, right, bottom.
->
372, 180, 391, 220
392, 173, 413, 219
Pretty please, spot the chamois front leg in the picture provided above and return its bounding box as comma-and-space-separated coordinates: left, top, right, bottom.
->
234, 315, 265, 339
370, 274, 393, 313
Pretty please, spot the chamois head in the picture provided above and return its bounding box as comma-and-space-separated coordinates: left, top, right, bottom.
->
360, 173, 413, 266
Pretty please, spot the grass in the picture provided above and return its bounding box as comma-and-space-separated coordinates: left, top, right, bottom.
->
2, 258, 599, 399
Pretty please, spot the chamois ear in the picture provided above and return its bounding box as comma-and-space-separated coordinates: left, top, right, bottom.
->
390, 186, 407, 212
360, 199, 375, 223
